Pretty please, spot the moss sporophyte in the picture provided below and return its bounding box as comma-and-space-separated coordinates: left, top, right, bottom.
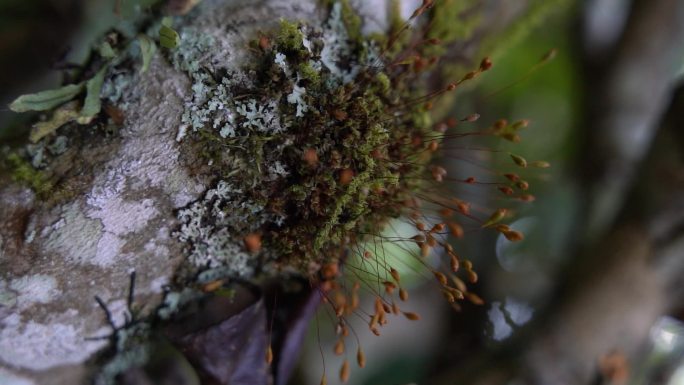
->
4, 0, 552, 383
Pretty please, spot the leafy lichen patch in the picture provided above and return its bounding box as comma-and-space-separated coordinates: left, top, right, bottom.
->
0, 312, 107, 371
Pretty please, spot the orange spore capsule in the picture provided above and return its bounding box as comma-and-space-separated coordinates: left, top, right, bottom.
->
336, 304, 346, 317
504, 173, 520, 182
431, 166, 447, 182
433, 271, 448, 286
391, 301, 400, 315
450, 254, 460, 272
479, 57, 493, 71
383, 281, 396, 294
493, 119, 508, 130
466, 292, 485, 306
426, 235, 437, 247
258, 35, 271, 50
378, 311, 388, 325
374, 297, 384, 314
455, 201, 470, 214
357, 347, 366, 368
243, 233, 262, 253
399, 288, 409, 301
369, 313, 379, 329
467, 270, 478, 284
430, 223, 445, 233
495, 224, 511, 232
390, 268, 401, 282
439, 208, 453, 218
504, 230, 524, 242
412, 234, 426, 242
334, 339, 345, 355
499, 186, 515, 195
333, 109, 348, 121
350, 293, 359, 310
420, 243, 431, 258
201, 279, 224, 293
516, 181, 529, 190
415, 222, 426, 231
266, 345, 273, 365
303, 148, 319, 166
448, 222, 464, 238
428, 140, 439, 151
340, 360, 350, 383
403, 311, 421, 321
339, 168, 354, 185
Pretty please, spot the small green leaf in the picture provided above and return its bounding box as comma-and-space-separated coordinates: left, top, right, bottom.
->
77, 67, 108, 124
481, 208, 508, 228
29, 101, 80, 143
159, 23, 180, 49
138, 34, 157, 73
99, 41, 117, 59
9, 83, 84, 113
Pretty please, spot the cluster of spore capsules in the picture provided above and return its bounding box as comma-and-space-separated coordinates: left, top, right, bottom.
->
166, 0, 553, 383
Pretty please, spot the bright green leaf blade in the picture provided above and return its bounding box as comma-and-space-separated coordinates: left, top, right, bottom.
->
138, 34, 157, 73
159, 24, 180, 49
78, 67, 108, 124
9, 83, 84, 113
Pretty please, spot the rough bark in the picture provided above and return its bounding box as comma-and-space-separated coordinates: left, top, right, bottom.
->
0, 1, 320, 383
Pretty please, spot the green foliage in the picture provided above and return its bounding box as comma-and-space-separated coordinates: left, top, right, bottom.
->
275, 19, 305, 53
159, 18, 181, 49
171, 2, 438, 274
137, 34, 157, 73
9, 83, 84, 113
78, 67, 108, 124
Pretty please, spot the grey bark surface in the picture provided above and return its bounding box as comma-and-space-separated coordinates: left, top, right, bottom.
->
0, 1, 321, 383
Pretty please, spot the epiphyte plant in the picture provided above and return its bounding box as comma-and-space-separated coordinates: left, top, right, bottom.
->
2, 0, 552, 383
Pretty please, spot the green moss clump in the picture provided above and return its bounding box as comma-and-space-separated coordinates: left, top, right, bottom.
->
276, 19, 305, 53
5, 153, 53, 196
172, 1, 455, 277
